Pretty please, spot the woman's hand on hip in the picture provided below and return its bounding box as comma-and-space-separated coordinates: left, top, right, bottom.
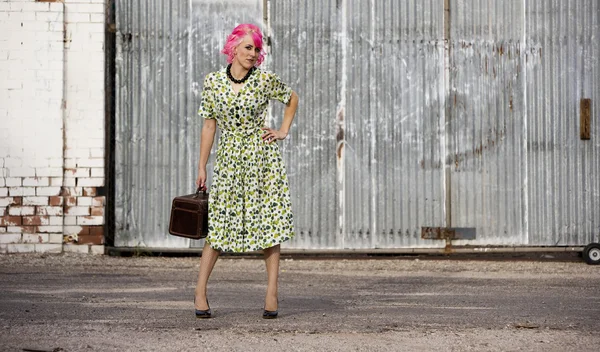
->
196, 168, 207, 191
261, 127, 288, 144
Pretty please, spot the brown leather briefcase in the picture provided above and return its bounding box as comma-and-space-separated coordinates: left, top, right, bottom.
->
168, 188, 209, 239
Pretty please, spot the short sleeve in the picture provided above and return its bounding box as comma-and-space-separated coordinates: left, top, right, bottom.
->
268, 72, 293, 105
198, 74, 216, 120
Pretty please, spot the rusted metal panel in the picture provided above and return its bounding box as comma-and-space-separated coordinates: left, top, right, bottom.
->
421, 227, 476, 240
269, 0, 342, 249
580, 99, 591, 140
525, 0, 600, 246
340, 0, 446, 249
448, 0, 527, 246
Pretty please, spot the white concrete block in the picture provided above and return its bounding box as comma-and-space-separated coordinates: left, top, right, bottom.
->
35, 243, 63, 253
49, 2, 64, 12
90, 245, 104, 255
22, 21, 49, 32
0, 234, 22, 244
65, 148, 91, 158
49, 177, 63, 186
37, 168, 63, 177
63, 225, 83, 235
64, 158, 77, 168
66, 13, 90, 23
48, 233, 63, 244
89, 148, 105, 158
64, 217, 77, 225
64, 168, 90, 178
3, 158, 23, 167
23, 233, 49, 244
9, 187, 36, 196
0, 207, 5, 216
66, 206, 91, 217
75, 22, 103, 33
8, 206, 35, 216
9, 167, 36, 177
5, 178, 22, 187
36, 206, 63, 216
90, 13, 104, 23
0, 79, 23, 90
0, 188, 7, 197
77, 197, 93, 206
48, 216, 63, 226
63, 243, 89, 254
8, 2, 25, 12
62, 187, 82, 196
68, 3, 104, 14
23, 197, 49, 206
36, 11, 63, 22
77, 178, 104, 187
23, 177, 50, 187
0, 198, 13, 207
77, 216, 103, 226
37, 226, 63, 233
22, 2, 50, 13
6, 227, 23, 234
7, 244, 36, 253
36, 187, 61, 196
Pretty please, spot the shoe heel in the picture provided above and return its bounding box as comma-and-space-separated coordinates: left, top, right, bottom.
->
262, 299, 279, 319
194, 297, 212, 319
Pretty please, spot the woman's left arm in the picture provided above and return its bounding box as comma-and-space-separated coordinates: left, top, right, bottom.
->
262, 91, 299, 143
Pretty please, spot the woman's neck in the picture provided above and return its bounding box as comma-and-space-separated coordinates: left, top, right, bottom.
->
229, 62, 249, 80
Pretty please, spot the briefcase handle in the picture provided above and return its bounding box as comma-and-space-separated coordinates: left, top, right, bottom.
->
194, 186, 207, 198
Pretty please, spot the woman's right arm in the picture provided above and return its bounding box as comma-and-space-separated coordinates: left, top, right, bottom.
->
196, 118, 217, 190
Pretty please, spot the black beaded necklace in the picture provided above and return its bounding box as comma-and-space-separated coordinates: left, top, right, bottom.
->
226, 64, 255, 84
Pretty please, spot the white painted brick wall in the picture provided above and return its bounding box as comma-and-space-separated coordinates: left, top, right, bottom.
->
0, 0, 107, 254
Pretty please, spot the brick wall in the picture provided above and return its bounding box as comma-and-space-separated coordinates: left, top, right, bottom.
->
0, 0, 106, 255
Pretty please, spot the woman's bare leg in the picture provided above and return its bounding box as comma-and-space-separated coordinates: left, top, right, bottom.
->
263, 244, 280, 311
194, 242, 220, 310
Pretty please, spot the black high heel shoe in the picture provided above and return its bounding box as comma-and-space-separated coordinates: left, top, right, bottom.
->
262, 300, 278, 319
194, 297, 212, 319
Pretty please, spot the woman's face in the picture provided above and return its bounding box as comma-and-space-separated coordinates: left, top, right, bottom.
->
234, 34, 260, 69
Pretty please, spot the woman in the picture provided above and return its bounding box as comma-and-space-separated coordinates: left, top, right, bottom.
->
194, 24, 299, 319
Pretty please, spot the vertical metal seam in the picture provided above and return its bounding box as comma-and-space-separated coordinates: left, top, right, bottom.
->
443, 0, 451, 227
336, 0, 347, 248
369, 0, 377, 248
522, 0, 529, 244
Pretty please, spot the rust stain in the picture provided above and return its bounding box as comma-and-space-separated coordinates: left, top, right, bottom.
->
418, 159, 443, 170
336, 107, 345, 159
336, 143, 344, 160
450, 126, 506, 171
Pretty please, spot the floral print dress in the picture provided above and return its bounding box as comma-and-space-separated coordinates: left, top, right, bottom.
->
198, 67, 295, 252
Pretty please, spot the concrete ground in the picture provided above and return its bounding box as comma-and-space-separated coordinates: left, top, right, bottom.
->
0, 253, 598, 352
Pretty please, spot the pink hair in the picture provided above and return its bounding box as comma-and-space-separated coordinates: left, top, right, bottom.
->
221, 24, 266, 67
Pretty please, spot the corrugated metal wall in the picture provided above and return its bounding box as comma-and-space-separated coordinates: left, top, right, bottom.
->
114, 0, 263, 247
449, 0, 527, 245
114, 0, 600, 249
525, 0, 600, 245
